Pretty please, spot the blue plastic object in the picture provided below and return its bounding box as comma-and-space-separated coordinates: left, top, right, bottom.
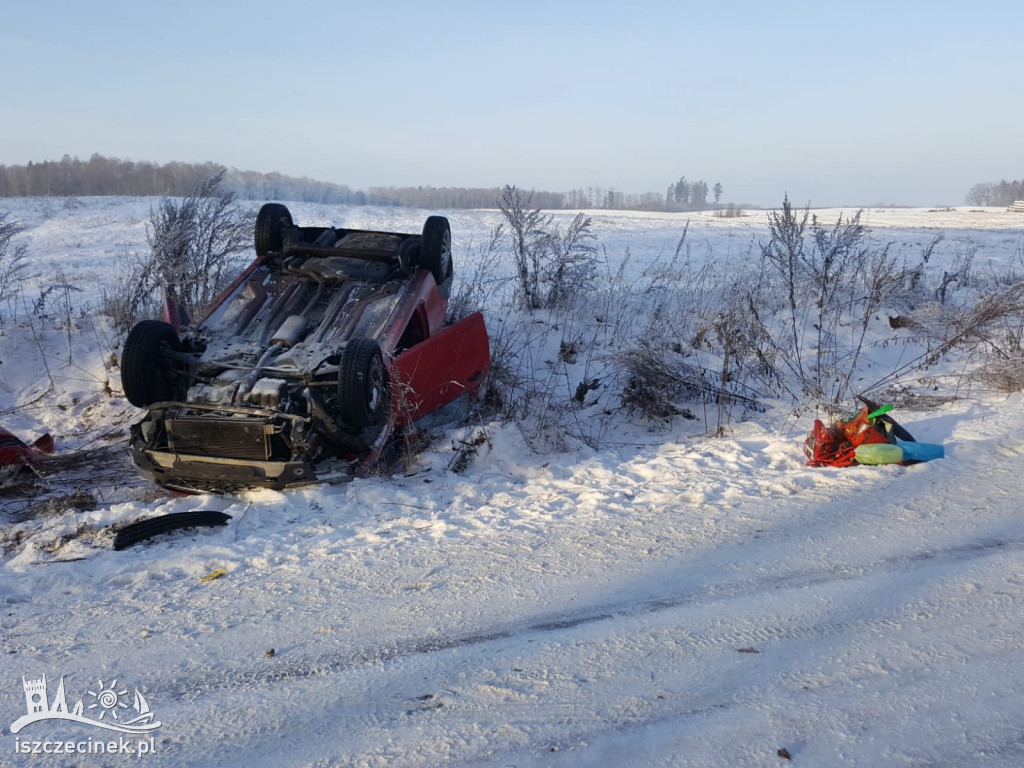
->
899, 441, 945, 462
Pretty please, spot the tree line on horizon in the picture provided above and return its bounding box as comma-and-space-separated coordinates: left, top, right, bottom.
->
965, 179, 1023, 207
0, 153, 730, 212
0, 154, 369, 205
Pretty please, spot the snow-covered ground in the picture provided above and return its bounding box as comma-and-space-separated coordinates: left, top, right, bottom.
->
1, 198, 1023, 766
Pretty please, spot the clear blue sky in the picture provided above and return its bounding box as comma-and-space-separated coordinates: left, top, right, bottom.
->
2, 0, 1021, 206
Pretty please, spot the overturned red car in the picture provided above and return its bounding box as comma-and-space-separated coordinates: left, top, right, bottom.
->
121, 204, 489, 492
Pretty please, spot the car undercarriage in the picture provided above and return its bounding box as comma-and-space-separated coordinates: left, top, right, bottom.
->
121, 205, 489, 492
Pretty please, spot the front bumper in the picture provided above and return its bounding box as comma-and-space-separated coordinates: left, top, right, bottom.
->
129, 446, 341, 492
128, 402, 355, 493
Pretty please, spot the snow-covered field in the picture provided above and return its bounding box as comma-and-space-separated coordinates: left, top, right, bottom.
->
1, 198, 1023, 766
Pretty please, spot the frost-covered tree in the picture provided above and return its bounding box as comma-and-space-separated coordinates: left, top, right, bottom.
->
498, 185, 597, 310
674, 177, 690, 204
145, 171, 252, 318
691, 180, 709, 208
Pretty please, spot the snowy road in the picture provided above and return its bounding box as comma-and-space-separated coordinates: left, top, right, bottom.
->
5, 397, 1024, 766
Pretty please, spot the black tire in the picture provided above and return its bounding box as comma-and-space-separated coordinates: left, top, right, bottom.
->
255, 203, 294, 259
420, 216, 454, 299
337, 338, 390, 427
121, 320, 185, 408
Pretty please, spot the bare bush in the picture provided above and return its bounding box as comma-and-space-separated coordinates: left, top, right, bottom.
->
146, 171, 252, 318
101, 244, 162, 331
936, 244, 976, 305
445, 225, 504, 324
482, 312, 569, 450
749, 198, 893, 403
616, 342, 698, 421
936, 282, 1024, 361
541, 212, 598, 308
476, 280, 621, 452
457, 193, 1024, 451
858, 275, 1024, 396
654, 197, 987, 417
103, 172, 252, 331
498, 185, 598, 310
713, 205, 744, 218
500, 185, 551, 310
0, 212, 29, 326
32, 265, 83, 364
971, 356, 1024, 392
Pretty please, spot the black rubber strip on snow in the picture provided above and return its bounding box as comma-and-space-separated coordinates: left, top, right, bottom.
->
113, 511, 232, 551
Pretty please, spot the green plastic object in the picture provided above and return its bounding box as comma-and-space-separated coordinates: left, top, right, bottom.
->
855, 441, 945, 465
854, 443, 904, 465
866, 404, 894, 420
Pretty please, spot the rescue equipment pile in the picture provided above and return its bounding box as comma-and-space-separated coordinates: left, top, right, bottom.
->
803, 398, 945, 467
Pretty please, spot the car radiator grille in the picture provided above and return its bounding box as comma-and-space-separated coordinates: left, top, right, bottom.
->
166, 417, 271, 460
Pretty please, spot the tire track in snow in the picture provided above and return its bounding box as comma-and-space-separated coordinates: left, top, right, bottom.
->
149, 530, 1024, 698
156, 528, 1024, 768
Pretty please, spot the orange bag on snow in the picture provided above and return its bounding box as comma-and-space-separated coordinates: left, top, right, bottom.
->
803, 407, 891, 467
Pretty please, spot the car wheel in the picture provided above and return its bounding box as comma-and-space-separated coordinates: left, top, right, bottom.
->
420, 216, 454, 299
255, 203, 294, 259
337, 338, 390, 427
121, 320, 186, 408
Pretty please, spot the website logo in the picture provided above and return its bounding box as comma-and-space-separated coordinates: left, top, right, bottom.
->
10, 675, 161, 735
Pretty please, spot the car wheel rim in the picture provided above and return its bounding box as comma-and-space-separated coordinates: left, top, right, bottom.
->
441, 232, 452, 277
366, 357, 385, 415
